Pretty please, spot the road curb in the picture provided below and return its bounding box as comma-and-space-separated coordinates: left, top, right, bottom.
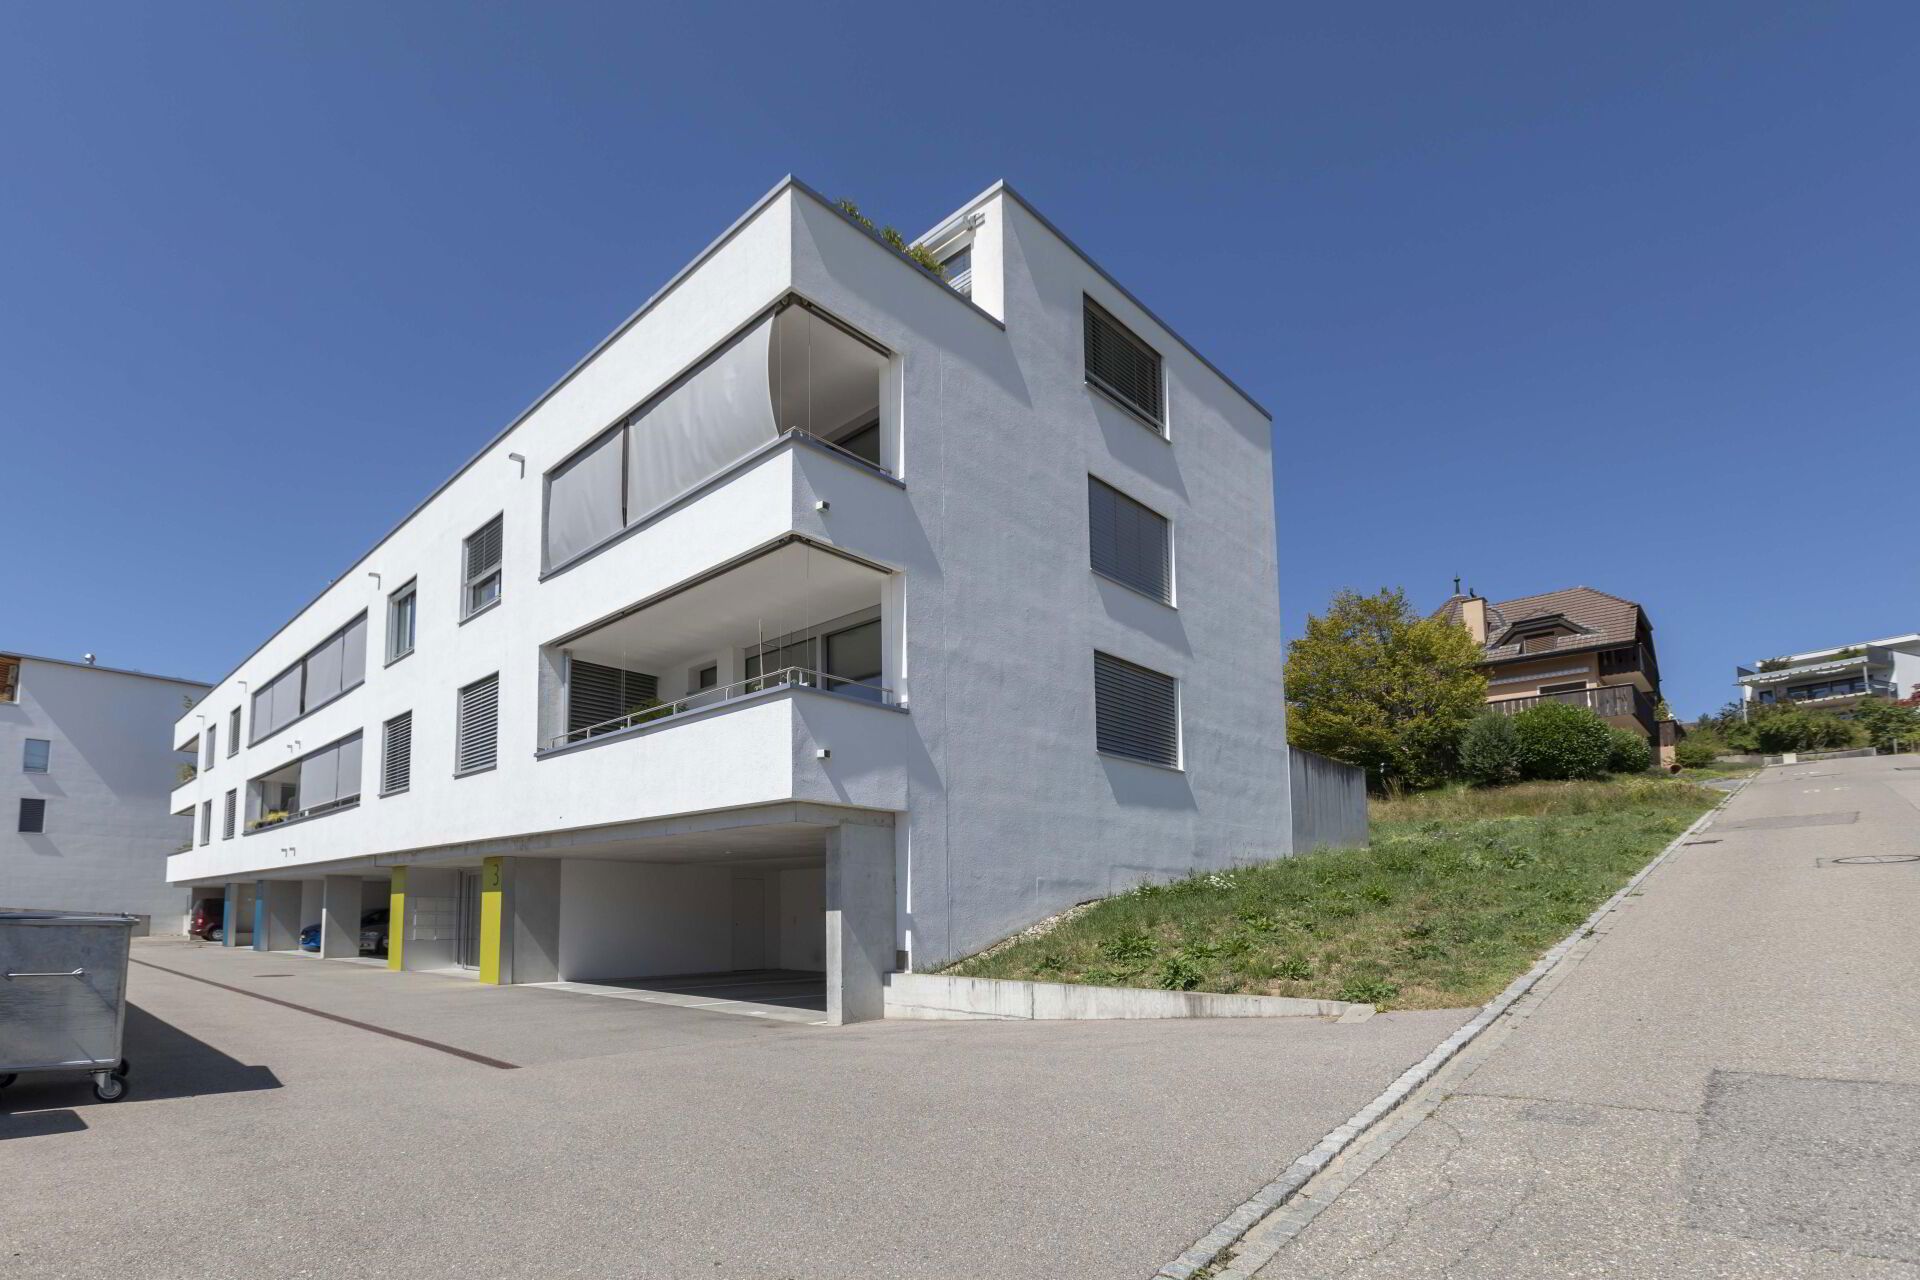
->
1152, 775, 1753, 1280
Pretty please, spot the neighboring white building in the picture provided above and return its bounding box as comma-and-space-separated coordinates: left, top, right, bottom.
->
2, 651, 208, 931
1736, 633, 1920, 714
165, 177, 1289, 1022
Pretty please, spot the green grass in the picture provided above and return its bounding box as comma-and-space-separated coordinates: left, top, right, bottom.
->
944, 776, 1719, 1010
1676, 763, 1760, 782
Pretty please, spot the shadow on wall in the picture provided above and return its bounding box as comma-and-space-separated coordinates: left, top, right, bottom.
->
0, 1003, 281, 1115
1100, 754, 1196, 810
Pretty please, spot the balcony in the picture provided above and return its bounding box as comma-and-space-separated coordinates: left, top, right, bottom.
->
1488, 684, 1656, 736
546, 666, 896, 750
1597, 643, 1659, 689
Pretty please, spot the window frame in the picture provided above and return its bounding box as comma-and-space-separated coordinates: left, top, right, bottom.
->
19, 796, 46, 833
1087, 474, 1175, 605
381, 710, 413, 796
1083, 296, 1168, 435
22, 738, 50, 774
462, 516, 504, 621
199, 799, 212, 846
226, 706, 240, 756
222, 789, 237, 840
387, 578, 418, 664
1092, 650, 1182, 770
454, 672, 501, 778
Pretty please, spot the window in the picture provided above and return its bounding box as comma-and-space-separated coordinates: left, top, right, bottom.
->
18, 797, 46, 833
697, 665, 718, 691
382, 712, 412, 795
249, 613, 369, 742
567, 662, 657, 738
222, 790, 236, 840
1088, 476, 1172, 603
463, 517, 503, 617
388, 579, 417, 662
0, 656, 18, 704
204, 724, 216, 772
1084, 298, 1165, 430
246, 731, 363, 827
199, 799, 212, 846
227, 706, 240, 756
940, 244, 973, 297
1093, 652, 1180, 768
822, 619, 883, 700
1540, 682, 1588, 695
456, 674, 500, 775
22, 739, 50, 773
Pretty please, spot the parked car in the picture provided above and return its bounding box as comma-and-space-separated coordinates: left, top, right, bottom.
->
189, 900, 224, 942
299, 923, 321, 952
359, 907, 389, 957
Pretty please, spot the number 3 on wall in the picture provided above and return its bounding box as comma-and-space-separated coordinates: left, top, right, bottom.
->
483, 861, 502, 892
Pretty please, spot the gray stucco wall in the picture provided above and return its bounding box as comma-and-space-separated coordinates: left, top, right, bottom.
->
1289, 748, 1368, 853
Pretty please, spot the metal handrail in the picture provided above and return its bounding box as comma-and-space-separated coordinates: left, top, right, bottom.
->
545, 665, 892, 751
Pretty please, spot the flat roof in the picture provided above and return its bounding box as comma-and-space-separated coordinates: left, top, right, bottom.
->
2, 650, 209, 689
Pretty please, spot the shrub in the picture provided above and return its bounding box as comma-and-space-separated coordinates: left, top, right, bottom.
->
1739, 707, 1866, 754
1512, 702, 1614, 780
1606, 728, 1653, 774
1458, 713, 1524, 786
1673, 737, 1721, 769
1850, 699, 1920, 752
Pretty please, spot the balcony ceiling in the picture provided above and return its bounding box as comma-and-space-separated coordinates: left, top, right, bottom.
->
565, 539, 887, 672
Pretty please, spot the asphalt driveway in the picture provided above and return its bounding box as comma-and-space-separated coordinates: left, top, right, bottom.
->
2, 935, 1468, 1278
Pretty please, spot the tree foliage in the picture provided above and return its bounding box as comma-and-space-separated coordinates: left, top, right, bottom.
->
1605, 727, 1654, 774
1846, 699, 1920, 751
1285, 588, 1487, 790
1458, 713, 1523, 787
1723, 706, 1864, 754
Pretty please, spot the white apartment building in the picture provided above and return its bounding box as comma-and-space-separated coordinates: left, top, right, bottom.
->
1737, 633, 1920, 715
2, 651, 208, 930
166, 178, 1289, 1022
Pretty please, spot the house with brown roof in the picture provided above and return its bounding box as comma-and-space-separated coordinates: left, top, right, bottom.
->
1433, 584, 1666, 743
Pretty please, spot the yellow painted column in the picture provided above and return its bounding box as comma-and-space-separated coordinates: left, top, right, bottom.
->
478, 857, 505, 985
387, 867, 406, 971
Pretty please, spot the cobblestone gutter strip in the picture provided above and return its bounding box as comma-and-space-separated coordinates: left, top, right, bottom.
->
1152, 777, 1752, 1280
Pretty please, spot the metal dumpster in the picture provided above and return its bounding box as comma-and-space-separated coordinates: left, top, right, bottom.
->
0, 911, 136, 1101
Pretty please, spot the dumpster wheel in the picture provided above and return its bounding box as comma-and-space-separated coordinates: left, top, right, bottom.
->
92, 1063, 129, 1102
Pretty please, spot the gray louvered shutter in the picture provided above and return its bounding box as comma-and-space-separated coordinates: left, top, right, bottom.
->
18, 797, 46, 833
382, 712, 412, 794
223, 790, 236, 840
1088, 477, 1171, 602
1084, 299, 1164, 428
466, 516, 503, 578
1093, 652, 1180, 767
456, 675, 499, 774
568, 660, 660, 735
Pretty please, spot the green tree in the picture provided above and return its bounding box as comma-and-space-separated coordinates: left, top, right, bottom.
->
1512, 702, 1614, 780
1458, 713, 1523, 787
1850, 700, 1920, 752
1285, 588, 1487, 791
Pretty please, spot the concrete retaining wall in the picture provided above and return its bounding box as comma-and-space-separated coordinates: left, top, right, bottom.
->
1290, 748, 1368, 853
1762, 747, 1878, 765
885, 972, 1358, 1021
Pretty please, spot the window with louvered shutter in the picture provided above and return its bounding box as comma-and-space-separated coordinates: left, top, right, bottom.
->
1084, 298, 1164, 430
19, 797, 46, 833
1093, 652, 1180, 767
382, 712, 412, 795
1088, 476, 1172, 602
455, 675, 499, 775
464, 516, 504, 617
568, 660, 659, 736
222, 790, 236, 840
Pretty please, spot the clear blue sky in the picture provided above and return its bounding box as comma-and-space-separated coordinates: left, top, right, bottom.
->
3, 3, 1915, 718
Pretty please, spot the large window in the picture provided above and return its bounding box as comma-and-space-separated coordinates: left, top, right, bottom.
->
1088, 476, 1171, 603
463, 517, 503, 617
1093, 651, 1180, 768
246, 732, 363, 830
1084, 298, 1165, 431
387, 579, 417, 662
249, 613, 369, 743
381, 712, 412, 795
22, 739, 50, 773
19, 797, 46, 833
456, 674, 499, 776
567, 661, 658, 738
543, 299, 889, 571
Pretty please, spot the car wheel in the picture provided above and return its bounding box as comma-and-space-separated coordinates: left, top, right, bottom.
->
0, 1073, 16, 1089
208, 927, 224, 943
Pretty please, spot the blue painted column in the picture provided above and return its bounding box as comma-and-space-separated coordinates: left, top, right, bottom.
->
222, 885, 237, 947
253, 880, 270, 951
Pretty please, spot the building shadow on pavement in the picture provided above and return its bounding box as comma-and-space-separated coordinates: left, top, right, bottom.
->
0, 1002, 281, 1120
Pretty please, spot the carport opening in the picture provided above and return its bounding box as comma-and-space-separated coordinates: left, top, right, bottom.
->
557, 854, 827, 1014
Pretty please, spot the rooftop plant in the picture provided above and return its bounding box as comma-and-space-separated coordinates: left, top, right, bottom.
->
834, 198, 949, 278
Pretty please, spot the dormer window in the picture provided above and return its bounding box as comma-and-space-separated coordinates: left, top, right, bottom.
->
1494, 613, 1590, 653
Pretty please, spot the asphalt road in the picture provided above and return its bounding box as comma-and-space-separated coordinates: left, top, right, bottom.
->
0, 934, 1467, 1278
1252, 756, 1920, 1279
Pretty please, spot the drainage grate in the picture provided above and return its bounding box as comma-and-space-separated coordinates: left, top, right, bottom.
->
1829, 855, 1920, 866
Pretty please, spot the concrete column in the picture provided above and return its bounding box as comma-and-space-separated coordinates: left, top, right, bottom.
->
222, 883, 240, 947
825, 822, 896, 1025
320, 876, 363, 958
477, 857, 561, 985
387, 868, 406, 971
254, 880, 301, 952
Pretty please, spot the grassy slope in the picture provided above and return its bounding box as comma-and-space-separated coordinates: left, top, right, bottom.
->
944, 777, 1719, 1010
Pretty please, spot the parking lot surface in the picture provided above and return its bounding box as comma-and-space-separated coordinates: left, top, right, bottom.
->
2, 937, 1467, 1278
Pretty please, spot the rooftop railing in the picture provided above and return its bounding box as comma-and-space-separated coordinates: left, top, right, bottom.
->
543, 665, 895, 752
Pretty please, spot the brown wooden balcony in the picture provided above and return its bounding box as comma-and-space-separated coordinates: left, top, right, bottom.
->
1487, 683, 1656, 737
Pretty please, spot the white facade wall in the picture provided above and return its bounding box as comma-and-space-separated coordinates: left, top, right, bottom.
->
167, 178, 1289, 969
3, 656, 207, 929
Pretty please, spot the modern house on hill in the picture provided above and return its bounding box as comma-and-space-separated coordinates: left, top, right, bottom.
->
2, 650, 209, 931
1736, 633, 1920, 715
1434, 585, 1665, 742
163, 177, 1291, 1023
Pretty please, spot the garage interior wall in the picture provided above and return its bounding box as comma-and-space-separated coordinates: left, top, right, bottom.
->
558, 858, 825, 982
299, 880, 323, 932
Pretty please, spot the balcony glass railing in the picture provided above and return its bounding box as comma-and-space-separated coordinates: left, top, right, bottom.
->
543, 665, 894, 751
